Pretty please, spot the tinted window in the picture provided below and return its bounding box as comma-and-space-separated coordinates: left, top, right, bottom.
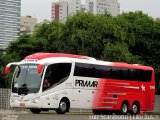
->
74, 63, 152, 82
74, 63, 93, 77
43, 63, 71, 91
94, 65, 112, 78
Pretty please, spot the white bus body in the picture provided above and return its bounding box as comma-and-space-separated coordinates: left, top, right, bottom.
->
7, 53, 99, 114
5, 53, 155, 115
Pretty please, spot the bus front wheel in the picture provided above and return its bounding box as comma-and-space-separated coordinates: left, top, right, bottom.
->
56, 99, 69, 114
30, 109, 41, 114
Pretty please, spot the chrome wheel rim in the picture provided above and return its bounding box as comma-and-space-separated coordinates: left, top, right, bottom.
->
60, 101, 66, 112
132, 104, 138, 114
122, 104, 128, 113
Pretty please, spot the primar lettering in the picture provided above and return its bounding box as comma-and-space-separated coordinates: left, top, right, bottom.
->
75, 80, 98, 87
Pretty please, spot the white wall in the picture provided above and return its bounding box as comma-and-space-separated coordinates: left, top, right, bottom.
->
86, 0, 120, 16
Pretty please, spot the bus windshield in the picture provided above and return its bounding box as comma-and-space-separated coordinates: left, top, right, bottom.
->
12, 64, 43, 95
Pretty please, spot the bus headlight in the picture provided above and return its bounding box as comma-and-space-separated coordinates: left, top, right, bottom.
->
32, 97, 40, 103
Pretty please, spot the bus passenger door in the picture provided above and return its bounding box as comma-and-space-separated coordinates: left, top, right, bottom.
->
72, 88, 86, 108
72, 78, 96, 109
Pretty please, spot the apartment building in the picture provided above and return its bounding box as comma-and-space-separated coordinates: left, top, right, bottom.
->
51, 2, 68, 22
51, 0, 120, 22
86, 0, 120, 16
68, 0, 81, 16
51, 0, 81, 22
20, 16, 37, 34
0, 0, 21, 50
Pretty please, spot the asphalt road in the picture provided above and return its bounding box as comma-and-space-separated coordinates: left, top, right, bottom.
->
0, 111, 160, 120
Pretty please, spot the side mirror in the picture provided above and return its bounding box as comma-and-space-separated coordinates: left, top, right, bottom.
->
4, 66, 10, 74
4, 62, 19, 74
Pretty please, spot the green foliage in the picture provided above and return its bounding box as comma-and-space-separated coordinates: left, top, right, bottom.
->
101, 42, 142, 64
1, 11, 160, 88
62, 12, 126, 58
0, 51, 19, 88
34, 21, 65, 52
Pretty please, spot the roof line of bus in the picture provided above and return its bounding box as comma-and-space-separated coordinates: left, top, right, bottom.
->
24, 52, 96, 61
22, 53, 153, 70
71, 58, 153, 70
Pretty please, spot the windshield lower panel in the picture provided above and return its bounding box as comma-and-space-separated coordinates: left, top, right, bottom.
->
12, 64, 43, 95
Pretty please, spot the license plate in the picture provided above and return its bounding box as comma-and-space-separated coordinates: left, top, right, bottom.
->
20, 103, 25, 107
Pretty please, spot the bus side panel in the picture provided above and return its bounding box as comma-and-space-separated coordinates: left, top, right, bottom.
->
41, 82, 73, 109
71, 89, 95, 109
92, 78, 155, 111
72, 76, 97, 109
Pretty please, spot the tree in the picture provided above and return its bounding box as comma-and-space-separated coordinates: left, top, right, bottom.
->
61, 12, 126, 58
101, 42, 142, 64
6, 34, 45, 59
34, 21, 65, 52
2, 11, 160, 90
115, 11, 156, 64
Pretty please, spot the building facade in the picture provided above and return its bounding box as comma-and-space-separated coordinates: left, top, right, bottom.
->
81, 4, 86, 12
51, 0, 81, 22
51, 0, 120, 22
51, 2, 68, 22
68, 0, 81, 16
0, 0, 21, 50
86, 0, 120, 16
20, 16, 37, 34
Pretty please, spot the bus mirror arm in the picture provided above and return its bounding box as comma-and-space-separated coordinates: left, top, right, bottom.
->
4, 65, 11, 74
4, 62, 19, 74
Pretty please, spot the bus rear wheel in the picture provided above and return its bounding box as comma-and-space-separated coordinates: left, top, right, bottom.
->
30, 109, 41, 114
131, 102, 140, 115
56, 99, 69, 114
120, 101, 129, 115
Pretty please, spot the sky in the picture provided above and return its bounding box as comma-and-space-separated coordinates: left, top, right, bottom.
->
21, 0, 160, 22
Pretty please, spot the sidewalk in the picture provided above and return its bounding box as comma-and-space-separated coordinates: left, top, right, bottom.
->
146, 112, 160, 115
0, 110, 28, 114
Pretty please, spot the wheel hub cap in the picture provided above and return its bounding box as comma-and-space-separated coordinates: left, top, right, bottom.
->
60, 102, 66, 111
132, 105, 138, 113
122, 104, 127, 113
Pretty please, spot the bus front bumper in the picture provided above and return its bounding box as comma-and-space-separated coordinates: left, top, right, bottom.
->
10, 98, 41, 108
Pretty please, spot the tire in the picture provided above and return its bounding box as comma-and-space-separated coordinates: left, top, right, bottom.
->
30, 109, 41, 114
92, 110, 113, 115
120, 102, 129, 115
92, 109, 101, 115
56, 99, 69, 114
131, 102, 140, 115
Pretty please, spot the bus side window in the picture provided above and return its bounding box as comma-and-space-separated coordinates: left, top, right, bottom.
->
74, 63, 93, 77
43, 63, 71, 91
111, 67, 120, 79
142, 70, 152, 82
121, 69, 130, 80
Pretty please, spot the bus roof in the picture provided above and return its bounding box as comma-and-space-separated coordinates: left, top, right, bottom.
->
23, 53, 153, 71
24, 53, 96, 60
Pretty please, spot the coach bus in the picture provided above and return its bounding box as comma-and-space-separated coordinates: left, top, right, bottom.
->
5, 53, 155, 115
